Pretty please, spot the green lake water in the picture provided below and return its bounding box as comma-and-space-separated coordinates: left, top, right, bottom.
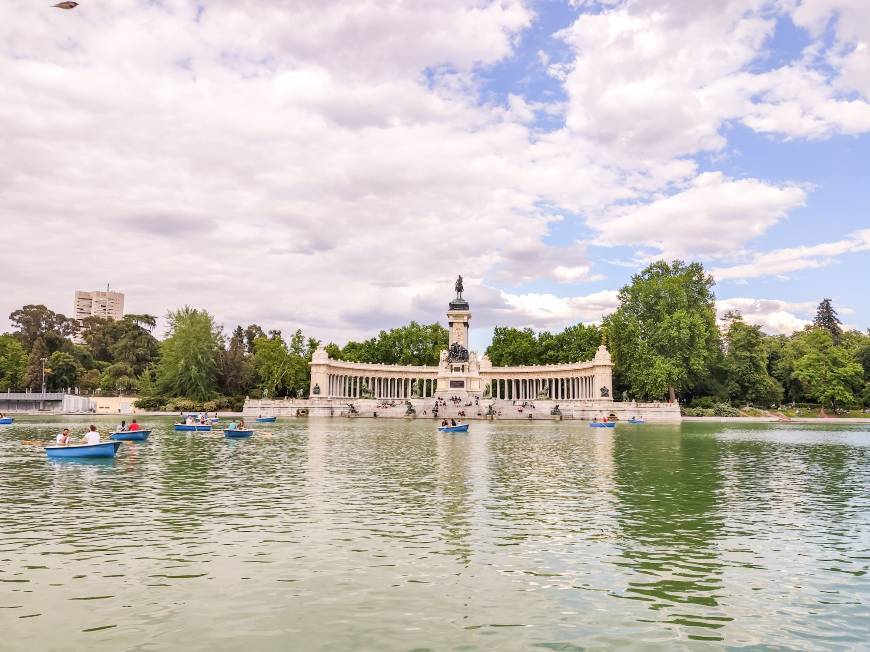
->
1, 417, 868, 650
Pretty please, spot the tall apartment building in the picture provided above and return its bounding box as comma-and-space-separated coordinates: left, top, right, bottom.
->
74, 289, 125, 321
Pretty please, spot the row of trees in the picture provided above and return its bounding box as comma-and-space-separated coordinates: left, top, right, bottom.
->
2, 260, 868, 409
0, 304, 321, 411
485, 262, 868, 409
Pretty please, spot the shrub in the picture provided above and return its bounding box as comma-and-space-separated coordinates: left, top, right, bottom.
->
713, 403, 742, 417
134, 395, 164, 411
164, 398, 200, 412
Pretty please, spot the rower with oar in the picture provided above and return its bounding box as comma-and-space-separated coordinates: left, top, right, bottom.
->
55, 428, 71, 446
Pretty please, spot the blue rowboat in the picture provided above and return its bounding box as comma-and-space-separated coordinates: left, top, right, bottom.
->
589, 421, 616, 428
627, 418, 645, 425
438, 424, 469, 433
224, 429, 253, 438
255, 416, 277, 423
110, 430, 151, 442
45, 441, 122, 459
174, 424, 212, 431
0, 417, 13, 425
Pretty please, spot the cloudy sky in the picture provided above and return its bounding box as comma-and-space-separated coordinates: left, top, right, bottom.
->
1, 0, 868, 350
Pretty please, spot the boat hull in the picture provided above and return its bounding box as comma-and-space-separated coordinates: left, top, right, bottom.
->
438, 424, 469, 433
589, 422, 616, 428
0, 418, 13, 425
627, 419, 645, 425
224, 429, 253, 438
255, 417, 277, 423
110, 430, 151, 441
45, 441, 122, 458
174, 424, 212, 431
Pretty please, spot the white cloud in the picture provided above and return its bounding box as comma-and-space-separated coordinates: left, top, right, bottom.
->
716, 297, 815, 335
555, 0, 870, 154
500, 289, 620, 327
0, 0, 867, 344
592, 172, 806, 257
711, 229, 870, 280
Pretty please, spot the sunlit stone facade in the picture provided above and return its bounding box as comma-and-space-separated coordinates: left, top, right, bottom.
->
245, 281, 680, 421
308, 285, 613, 401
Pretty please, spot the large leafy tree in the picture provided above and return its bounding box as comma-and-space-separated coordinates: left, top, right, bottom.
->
486, 327, 539, 366
338, 322, 448, 366
604, 260, 720, 401
487, 324, 601, 366
154, 307, 221, 402
723, 314, 783, 406
813, 298, 842, 343
9, 304, 76, 354
80, 314, 158, 374
0, 334, 27, 390
219, 326, 254, 396
23, 337, 50, 390
252, 334, 292, 398
45, 351, 81, 391
792, 328, 863, 408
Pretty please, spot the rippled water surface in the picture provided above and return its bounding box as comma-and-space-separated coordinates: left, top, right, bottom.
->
1, 417, 869, 650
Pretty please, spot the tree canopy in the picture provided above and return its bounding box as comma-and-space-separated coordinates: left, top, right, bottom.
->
154, 307, 222, 402
332, 322, 448, 366
604, 260, 720, 401
486, 324, 601, 366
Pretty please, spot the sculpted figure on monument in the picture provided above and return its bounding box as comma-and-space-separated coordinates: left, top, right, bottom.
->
455, 275, 464, 298
447, 342, 469, 363
600, 386, 610, 398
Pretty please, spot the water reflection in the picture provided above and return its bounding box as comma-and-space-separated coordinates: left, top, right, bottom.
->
610, 425, 729, 641
0, 417, 868, 650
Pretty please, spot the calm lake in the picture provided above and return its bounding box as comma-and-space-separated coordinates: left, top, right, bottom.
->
1, 417, 868, 650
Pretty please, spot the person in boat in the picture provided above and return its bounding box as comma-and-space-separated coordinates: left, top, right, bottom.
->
441, 419, 448, 427
128, 419, 141, 432
592, 416, 598, 422
185, 414, 195, 425
227, 419, 238, 430
56, 428, 71, 445
82, 425, 100, 445
450, 418, 457, 426
238, 418, 246, 430
117, 420, 127, 432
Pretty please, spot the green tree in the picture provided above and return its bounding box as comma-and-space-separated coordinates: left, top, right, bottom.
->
101, 362, 138, 394
253, 334, 292, 398
80, 314, 158, 374
9, 304, 77, 352
486, 327, 540, 365
723, 314, 783, 406
0, 334, 27, 390
793, 329, 863, 408
79, 368, 102, 394
23, 337, 50, 390
154, 307, 221, 402
813, 298, 842, 343
244, 324, 266, 353
338, 322, 448, 366
45, 351, 81, 391
603, 260, 720, 401
219, 326, 253, 396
